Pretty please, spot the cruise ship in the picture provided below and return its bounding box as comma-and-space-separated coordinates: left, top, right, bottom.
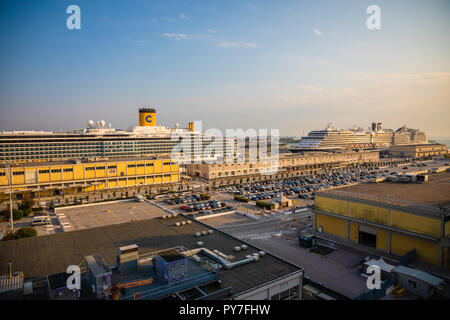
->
290, 123, 427, 153
0, 108, 237, 164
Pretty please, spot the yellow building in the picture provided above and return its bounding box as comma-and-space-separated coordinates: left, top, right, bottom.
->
185, 151, 380, 181
389, 144, 447, 158
313, 174, 450, 269
0, 157, 180, 204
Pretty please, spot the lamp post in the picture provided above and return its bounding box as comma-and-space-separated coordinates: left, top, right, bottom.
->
5, 163, 14, 231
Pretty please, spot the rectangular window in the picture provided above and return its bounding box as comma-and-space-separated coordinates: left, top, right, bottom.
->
146, 163, 154, 167
13, 171, 24, 175
127, 164, 136, 168
163, 162, 171, 165
108, 165, 117, 169
96, 166, 105, 170
85, 167, 95, 171
0, 172, 5, 176
39, 170, 50, 174
63, 168, 73, 172
51, 169, 61, 173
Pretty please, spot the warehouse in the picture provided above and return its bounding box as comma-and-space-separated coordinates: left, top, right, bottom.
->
312, 172, 450, 269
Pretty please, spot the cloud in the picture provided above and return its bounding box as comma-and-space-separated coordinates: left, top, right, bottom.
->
313, 29, 323, 36
162, 33, 194, 41
179, 14, 190, 21
217, 41, 258, 48
150, 17, 175, 23
296, 86, 324, 92
206, 29, 215, 33
280, 54, 328, 66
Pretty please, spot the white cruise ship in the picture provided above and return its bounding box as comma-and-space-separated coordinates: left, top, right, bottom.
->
290, 123, 427, 152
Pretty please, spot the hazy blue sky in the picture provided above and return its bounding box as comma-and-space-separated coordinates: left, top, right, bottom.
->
0, 0, 449, 138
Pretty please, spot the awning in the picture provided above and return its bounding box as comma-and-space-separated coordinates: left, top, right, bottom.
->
393, 265, 444, 287
364, 258, 396, 273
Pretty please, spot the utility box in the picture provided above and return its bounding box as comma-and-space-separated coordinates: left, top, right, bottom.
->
299, 232, 316, 248
153, 249, 188, 285
117, 244, 139, 275
86, 254, 112, 300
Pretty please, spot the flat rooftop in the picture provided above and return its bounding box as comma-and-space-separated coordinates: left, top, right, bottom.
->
0, 212, 301, 296
0, 156, 174, 168
320, 172, 450, 213
56, 201, 168, 232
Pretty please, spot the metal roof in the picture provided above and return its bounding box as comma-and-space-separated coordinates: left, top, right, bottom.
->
393, 266, 444, 287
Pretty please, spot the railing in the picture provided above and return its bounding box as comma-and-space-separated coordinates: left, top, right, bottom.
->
121, 271, 218, 300
322, 190, 446, 214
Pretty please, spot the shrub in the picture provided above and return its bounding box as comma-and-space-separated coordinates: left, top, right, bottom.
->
234, 195, 249, 203
15, 227, 37, 239
23, 208, 32, 217
256, 200, 275, 210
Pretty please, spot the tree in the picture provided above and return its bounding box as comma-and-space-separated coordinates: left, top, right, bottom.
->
19, 199, 35, 211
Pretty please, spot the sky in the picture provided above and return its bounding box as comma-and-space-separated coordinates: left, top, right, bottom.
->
0, 0, 449, 140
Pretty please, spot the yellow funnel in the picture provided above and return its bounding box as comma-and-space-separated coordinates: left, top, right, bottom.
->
139, 108, 156, 126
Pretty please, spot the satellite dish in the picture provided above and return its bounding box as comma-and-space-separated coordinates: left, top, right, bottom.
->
100, 120, 106, 128
87, 120, 94, 128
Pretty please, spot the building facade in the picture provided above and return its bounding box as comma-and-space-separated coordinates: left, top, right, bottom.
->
185, 151, 380, 181
0, 157, 180, 206
389, 144, 447, 158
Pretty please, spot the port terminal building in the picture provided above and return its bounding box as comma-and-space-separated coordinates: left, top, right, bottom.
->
185, 150, 396, 185
0, 156, 180, 206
